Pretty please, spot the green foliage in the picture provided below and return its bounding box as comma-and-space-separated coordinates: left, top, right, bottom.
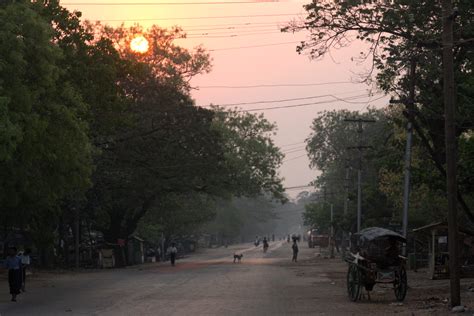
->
288, 0, 474, 223
212, 107, 286, 202
138, 193, 216, 241
80, 25, 285, 242
303, 202, 330, 231
0, 0, 287, 259
0, 1, 92, 229
305, 107, 453, 232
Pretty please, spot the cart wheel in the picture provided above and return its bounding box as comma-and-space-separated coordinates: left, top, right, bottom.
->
347, 264, 361, 302
394, 266, 407, 302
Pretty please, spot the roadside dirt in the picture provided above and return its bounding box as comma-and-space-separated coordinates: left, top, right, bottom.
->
286, 248, 474, 315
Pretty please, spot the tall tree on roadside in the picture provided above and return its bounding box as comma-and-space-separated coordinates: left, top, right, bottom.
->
212, 107, 286, 202
0, 1, 92, 248
284, 0, 474, 220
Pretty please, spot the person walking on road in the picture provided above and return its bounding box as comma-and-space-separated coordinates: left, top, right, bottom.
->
292, 241, 299, 262
262, 237, 269, 253
167, 242, 178, 266
4, 246, 22, 302
18, 249, 31, 292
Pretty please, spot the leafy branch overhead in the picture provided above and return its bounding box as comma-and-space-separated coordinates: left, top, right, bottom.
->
0, 0, 286, 254
287, 0, 474, 222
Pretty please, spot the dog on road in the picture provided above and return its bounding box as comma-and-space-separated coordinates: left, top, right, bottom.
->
233, 253, 243, 263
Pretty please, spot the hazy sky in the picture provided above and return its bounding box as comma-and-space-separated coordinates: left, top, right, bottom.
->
62, 0, 389, 199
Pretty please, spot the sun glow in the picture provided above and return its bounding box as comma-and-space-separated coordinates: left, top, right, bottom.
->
130, 36, 149, 54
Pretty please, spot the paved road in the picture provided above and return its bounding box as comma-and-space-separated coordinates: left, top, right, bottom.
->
1, 241, 442, 316
0, 241, 328, 316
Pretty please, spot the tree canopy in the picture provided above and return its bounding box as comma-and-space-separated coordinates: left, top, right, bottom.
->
286, 0, 474, 223
0, 0, 286, 263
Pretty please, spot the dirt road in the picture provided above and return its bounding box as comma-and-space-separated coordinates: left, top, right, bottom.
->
1, 241, 473, 315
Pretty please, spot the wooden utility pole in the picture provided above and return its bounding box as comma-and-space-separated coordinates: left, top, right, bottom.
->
342, 165, 350, 256
442, 0, 460, 307
401, 58, 417, 255
74, 207, 80, 269
323, 188, 335, 258
330, 203, 334, 258
345, 118, 375, 232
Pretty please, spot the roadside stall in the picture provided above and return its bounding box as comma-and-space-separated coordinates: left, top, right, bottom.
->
412, 222, 474, 279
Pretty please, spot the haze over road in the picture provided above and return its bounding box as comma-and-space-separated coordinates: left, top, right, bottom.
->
2, 241, 470, 315
0, 241, 341, 316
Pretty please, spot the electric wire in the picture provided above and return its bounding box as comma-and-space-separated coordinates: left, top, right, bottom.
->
283, 154, 307, 163
179, 21, 286, 29
63, 1, 294, 5
179, 23, 284, 31
185, 31, 283, 38
197, 81, 356, 89
284, 185, 313, 190
240, 94, 385, 112
207, 40, 301, 51
280, 141, 305, 148
281, 144, 306, 151
185, 27, 279, 35
87, 13, 301, 22
198, 89, 370, 107
282, 147, 306, 154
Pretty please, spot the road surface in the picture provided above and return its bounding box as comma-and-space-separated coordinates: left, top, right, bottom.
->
1, 241, 472, 315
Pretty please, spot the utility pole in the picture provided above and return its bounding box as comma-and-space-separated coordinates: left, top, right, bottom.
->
323, 188, 335, 258
345, 118, 375, 232
442, 0, 460, 307
399, 58, 417, 255
330, 203, 334, 258
74, 207, 80, 269
342, 165, 350, 256
344, 166, 350, 217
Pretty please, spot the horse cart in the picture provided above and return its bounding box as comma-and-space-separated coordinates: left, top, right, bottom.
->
344, 227, 408, 302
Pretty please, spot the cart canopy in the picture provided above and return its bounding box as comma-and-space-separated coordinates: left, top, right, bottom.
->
355, 227, 406, 244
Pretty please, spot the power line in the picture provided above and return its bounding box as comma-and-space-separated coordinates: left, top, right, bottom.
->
198, 89, 369, 107
241, 94, 385, 112
281, 144, 306, 151
181, 22, 283, 31
197, 81, 356, 89
186, 31, 282, 38
283, 147, 306, 154
63, 1, 289, 5
90, 13, 300, 22
208, 40, 300, 51
283, 154, 307, 163
180, 21, 285, 29
284, 185, 313, 190
185, 27, 279, 35
282, 144, 306, 150
280, 141, 305, 148
282, 145, 306, 152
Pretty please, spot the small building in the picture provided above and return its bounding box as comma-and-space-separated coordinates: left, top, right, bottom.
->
98, 248, 115, 268
127, 235, 145, 265
412, 222, 474, 279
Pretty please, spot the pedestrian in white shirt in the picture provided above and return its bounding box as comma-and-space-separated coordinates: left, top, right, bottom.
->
18, 249, 31, 292
167, 243, 178, 266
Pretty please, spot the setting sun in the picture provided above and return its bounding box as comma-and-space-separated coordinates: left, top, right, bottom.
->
130, 36, 149, 54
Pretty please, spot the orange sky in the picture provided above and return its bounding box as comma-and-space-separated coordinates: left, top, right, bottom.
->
61, 0, 389, 199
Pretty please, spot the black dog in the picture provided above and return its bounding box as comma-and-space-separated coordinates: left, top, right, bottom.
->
233, 253, 243, 263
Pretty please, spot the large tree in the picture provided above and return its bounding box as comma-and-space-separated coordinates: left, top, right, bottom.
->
0, 1, 92, 240
212, 108, 286, 201
286, 0, 474, 221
